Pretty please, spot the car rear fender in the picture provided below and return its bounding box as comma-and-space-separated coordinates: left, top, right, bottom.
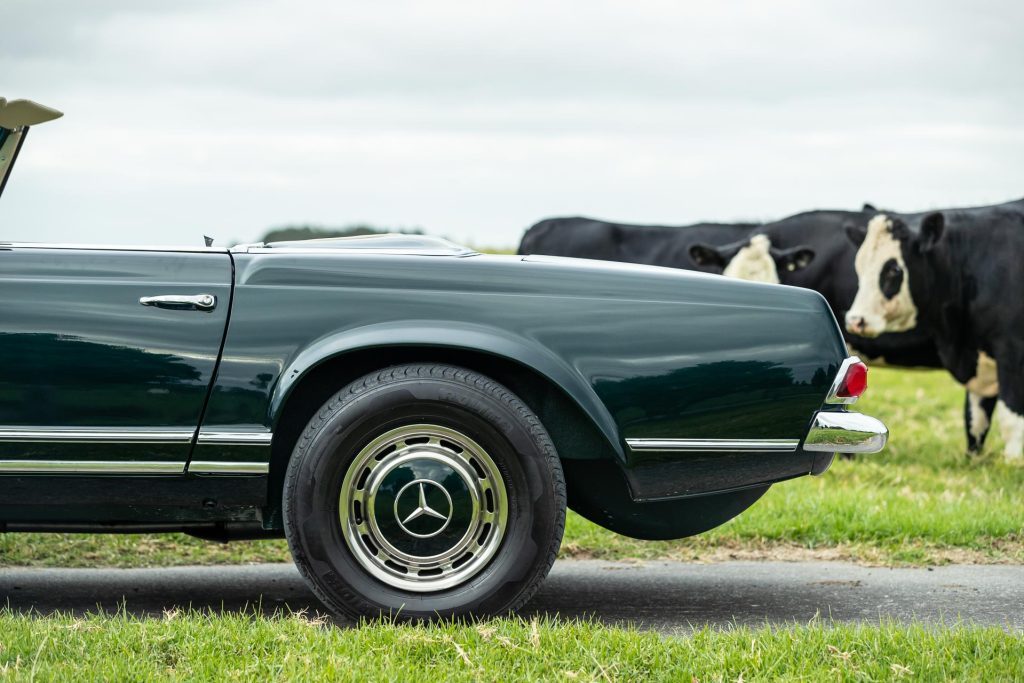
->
268, 320, 626, 462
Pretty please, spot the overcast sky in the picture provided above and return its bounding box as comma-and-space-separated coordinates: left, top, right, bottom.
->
2, 0, 1022, 247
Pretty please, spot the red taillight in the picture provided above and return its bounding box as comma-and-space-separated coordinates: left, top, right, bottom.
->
836, 361, 868, 399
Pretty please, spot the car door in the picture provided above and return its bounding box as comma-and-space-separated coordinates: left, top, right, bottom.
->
0, 245, 231, 472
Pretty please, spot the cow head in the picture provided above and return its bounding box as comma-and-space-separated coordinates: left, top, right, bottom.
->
688, 235, 815, 284
844, 212, 944, 337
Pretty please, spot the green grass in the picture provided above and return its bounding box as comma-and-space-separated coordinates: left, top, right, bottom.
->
0, 368, 1021, 568
0, 611, 1018, 681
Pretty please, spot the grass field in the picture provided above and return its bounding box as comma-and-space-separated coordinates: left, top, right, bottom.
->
0, 368, 1021, 569
0, 611, 1018, 681
1, 368, 1019, 680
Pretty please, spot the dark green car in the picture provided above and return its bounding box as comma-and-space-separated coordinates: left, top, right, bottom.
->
0, 100, 886, 620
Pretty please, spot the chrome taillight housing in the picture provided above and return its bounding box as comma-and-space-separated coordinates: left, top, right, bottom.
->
825, 356, 868, 404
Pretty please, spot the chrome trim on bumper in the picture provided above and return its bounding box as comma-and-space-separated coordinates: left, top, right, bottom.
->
195, 431, 273, 446
803, 411, 888, 454
0, 460, 186, 474
187, 461, 270, 475
626, 438, 800, 453
0, 428, 194, 443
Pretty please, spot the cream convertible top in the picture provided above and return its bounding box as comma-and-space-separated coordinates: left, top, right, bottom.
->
0, 98, 63, 199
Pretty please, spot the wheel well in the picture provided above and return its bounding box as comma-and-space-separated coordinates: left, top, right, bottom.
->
262, 346, 618, 529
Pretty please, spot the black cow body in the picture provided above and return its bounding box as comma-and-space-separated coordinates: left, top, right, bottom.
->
518, 217, 757, 273
845, 198, 1024, 459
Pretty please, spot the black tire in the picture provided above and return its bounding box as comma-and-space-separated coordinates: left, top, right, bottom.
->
283, 363, 566, 621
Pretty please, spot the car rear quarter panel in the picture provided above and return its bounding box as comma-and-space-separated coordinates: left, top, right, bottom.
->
199, 252, 846, 502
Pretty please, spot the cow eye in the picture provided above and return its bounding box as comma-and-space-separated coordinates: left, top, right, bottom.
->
879, 258, 903, 299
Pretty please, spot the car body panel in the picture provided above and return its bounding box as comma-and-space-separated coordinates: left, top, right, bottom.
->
198, 251, 845, 501
0, 247, 232, 466
0, 239, 853, 539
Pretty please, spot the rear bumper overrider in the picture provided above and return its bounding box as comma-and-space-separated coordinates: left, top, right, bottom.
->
803, 411, 888, 454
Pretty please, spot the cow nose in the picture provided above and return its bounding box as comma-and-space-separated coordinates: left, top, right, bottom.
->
846, 315, 866, 334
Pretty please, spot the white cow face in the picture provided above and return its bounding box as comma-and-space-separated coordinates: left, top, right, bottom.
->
845, 213, 942, 337
723, 235, 780, 283
689, 235, 815, 284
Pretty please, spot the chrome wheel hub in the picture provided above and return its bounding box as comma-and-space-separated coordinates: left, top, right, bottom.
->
339, 424, 509, 592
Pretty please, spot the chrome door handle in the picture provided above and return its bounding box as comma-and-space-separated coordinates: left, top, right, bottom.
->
139, 294, 217, 311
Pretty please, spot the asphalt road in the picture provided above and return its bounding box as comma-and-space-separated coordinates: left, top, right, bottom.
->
2, 560, 1021, 633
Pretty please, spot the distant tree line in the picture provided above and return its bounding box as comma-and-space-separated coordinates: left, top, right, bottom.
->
258, 224, 424, 243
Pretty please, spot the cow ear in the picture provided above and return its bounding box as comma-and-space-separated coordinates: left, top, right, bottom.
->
689, 244, 726, 268
844, 223, 867, 247
919, 212, 945, 252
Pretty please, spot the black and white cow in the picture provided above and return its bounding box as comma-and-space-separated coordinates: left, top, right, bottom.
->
686, 208, 944, 369
845, 199, 1024, 461
517, 217, 758, 271
687, 231, 816, 283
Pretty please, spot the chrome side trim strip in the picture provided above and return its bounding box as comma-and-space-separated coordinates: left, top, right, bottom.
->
0, 428, 194, 443
196, 431, 273, 446
187, 461, 270, 475
0, 460, 185, 474
0, 242, 228, 253
825, 356, 863, 405
803, 411, 888, 454
626, 438, 800, 453
241, 246, 476, 256
0, 429, 274, 447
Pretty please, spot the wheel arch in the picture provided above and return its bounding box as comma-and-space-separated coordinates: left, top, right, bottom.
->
262, 325, 623, 528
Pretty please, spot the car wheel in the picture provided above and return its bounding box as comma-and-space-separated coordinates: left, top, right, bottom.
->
283, 363, 566, 621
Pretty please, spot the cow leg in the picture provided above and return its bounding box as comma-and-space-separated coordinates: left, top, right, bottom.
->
964, 391, 998, 455
996, 401, 1024, 462
994, 349, 1024, 462
963, 351, 1001, 456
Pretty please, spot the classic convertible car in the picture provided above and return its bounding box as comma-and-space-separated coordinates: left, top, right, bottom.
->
0, 99, 886, 620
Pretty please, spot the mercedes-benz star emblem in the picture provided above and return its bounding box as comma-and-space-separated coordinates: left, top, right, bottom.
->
394, 479, 453, 538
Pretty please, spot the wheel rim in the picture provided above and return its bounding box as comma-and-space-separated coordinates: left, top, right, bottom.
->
339, 424, 509, 592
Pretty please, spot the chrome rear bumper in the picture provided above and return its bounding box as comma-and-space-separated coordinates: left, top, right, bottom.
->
803, 411, 888, 454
